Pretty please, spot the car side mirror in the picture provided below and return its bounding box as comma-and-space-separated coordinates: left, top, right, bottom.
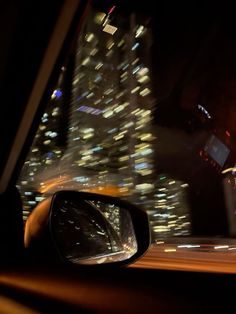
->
24, 191, 150, 265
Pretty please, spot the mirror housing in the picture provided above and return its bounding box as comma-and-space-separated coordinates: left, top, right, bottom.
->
25, 191, 150, 266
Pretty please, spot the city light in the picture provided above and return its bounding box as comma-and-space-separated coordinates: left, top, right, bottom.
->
51, 89, 62, 99
135, 25, 145, 38
197, 104, 212, 119
103, 24, 117, 35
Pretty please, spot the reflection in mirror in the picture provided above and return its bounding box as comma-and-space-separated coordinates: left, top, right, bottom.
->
51, 196, 137, 264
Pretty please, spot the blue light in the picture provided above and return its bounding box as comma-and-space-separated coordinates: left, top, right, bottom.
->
53, 89, 62, 99
92, 146, 102, 152
132, 43, 140, 51
77, 105, 103, 115
73, 176, 89, 183
77, 96, 83, 102
46, 152, 54, 159
135, 162, 148, 170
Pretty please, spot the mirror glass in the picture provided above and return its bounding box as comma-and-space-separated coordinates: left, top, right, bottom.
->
50, 195, 138, 264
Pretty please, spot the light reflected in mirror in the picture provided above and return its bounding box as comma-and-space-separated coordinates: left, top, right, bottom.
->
51, 197, 137, 264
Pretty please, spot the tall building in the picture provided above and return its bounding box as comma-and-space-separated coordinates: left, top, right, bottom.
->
63, 6, 156, 203
18, 68, 69, 220
148, 175, 191, 239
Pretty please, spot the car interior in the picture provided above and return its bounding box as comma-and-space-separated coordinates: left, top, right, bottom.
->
0, 0, 236, 313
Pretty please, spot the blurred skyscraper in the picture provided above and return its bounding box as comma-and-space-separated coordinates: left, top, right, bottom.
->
62, 7, 156, 203
18, 68, 69, 219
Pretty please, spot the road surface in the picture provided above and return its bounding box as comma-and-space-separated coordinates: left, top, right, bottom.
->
131, 240, 236, 273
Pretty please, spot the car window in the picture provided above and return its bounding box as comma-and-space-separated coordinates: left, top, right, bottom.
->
17, 1, 236, 255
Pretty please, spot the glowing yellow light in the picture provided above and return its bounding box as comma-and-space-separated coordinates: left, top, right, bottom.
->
90, 48, 98, 56
95, 62, 103, 70
82, 57, 90, 66
122, 121, 134, 129
132, 58, 139, 65
119, 187, 129, 193
103, 110, 113, 118
85, 33, 94, 42
135, 183, 154, 191
157, 199, 167, 203
140, 133, 153, 141
138, 75, 149, 84
114, 134, 124, 141
131, 86, 140, 94
83, 185, 129, 197
43, 140, 51, 145
131, 108, 140, 115
141, 110, 151, 117
52, 111, 59, 117
164, 249, 176, 252
86, 92, 94, 99
137, 67, 149, 76
104, 88, 113, 95
114, 105, 125, 113
103, 24, 117, 35
94, 12, 106, 25
140, 88, 151, 97
83, 133, 93, 139
81, 128, 94, 134
81, 155, 92, 161
222, 167, 236, 174
118, 39, 125, 47
135, 25, 145, 38
136, 143, 150, 150
116, 91, 124, 99
107, 41, 114, 50
78, 161, 86, 166
141, 169, 153, 175
119, 156, 129, 162
94, 99, 101, 105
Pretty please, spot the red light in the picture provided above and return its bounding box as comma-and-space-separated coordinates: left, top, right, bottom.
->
226, 130, 231, 137
108, 5, 116, 15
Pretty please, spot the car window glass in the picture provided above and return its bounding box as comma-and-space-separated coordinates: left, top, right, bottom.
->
17, 1, 236, 255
